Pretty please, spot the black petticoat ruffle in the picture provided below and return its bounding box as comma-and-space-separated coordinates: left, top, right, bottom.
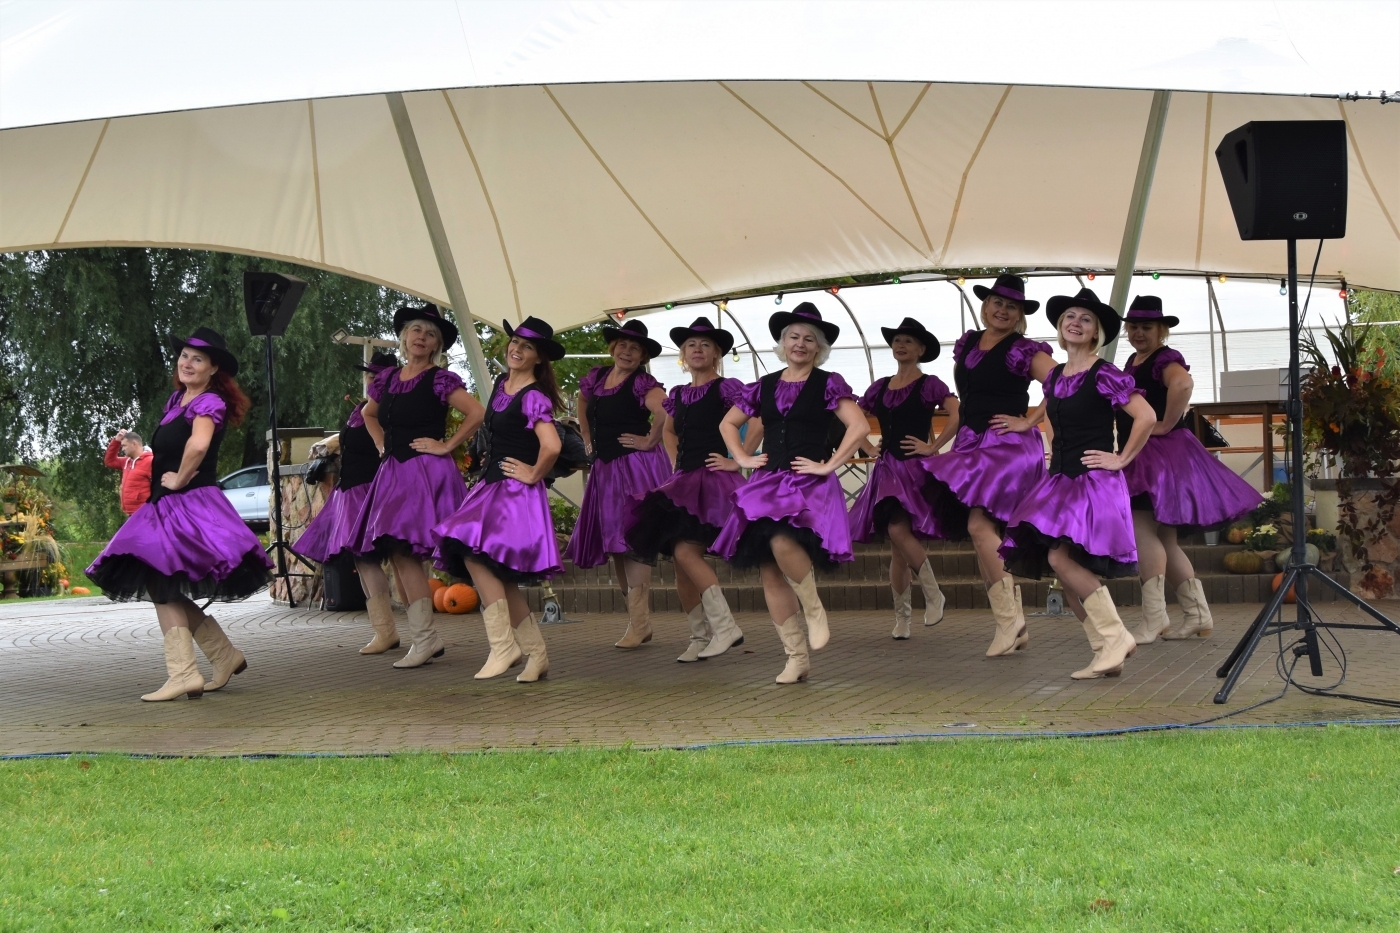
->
436, 538, 549, 587
726, 518, 839, 572
1000, 527, 1138, 581
623, 490, 720, 562
921, 477, 977, 540
89, 552, 272, 604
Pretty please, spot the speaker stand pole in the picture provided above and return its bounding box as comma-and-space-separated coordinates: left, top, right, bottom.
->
1214, 239, 1400, 703
263, 331, 297, 609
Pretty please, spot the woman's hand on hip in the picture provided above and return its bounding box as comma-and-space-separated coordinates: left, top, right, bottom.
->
159, 472, 185, 491
706, 453, 741, 473
732, 451, 767, 471
991, 414, 1031, 435
1080, 449, 1127, 472
410, 437, 451, 457
618, 433, 654, 452
900, 436, 935, 457
500, 457, 540, 484
791, 456, 834, 477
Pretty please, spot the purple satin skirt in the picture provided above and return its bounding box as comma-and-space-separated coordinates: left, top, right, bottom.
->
352, 454, 467, 560
1124, 429, 1263, 534
433, 478, 561, 585
921, 426, 1046, 533
712, 469, 854, 570
1000, 469, 1138, 580
848, 455, 946, 542
86, 485, 273, 603
624, 466, 746, 559
292, 483, 372, 564
564, 446, 673, 568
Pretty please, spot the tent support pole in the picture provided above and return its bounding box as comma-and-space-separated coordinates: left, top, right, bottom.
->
386, 92, 493, 402
1101, 89, 1171, 362
829, 291, 875, 384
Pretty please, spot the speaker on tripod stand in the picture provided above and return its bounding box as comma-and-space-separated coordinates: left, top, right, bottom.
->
1211, 120, 1400, 703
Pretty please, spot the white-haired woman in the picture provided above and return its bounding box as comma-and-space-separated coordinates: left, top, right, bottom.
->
564, 319, 672, 650
1118, 296, 1262, 643
713, 302, 868, 684
353, 304, 484, 669
1000, 288, 1156, 680
918, 274, 1057, 658
624, 317, 759, 661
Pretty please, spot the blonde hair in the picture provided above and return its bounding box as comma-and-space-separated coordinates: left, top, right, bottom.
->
980, 298, 1027, 335
398, 320, 448, 367
679, 336, 724, 375
1056, 312, 1106, 353
774, 323, 832, 367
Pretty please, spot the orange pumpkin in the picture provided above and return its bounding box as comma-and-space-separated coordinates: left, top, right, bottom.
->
443, 583, 479, 614
432, 586, 449, 613
1271, 572, 1297, 604
70, 586, 91, 596
428, 578, 447, 593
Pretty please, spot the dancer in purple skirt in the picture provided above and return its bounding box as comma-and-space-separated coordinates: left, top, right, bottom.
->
919, 274, 1057, 657
1000, 288, 1156, 680
354, 305, 485, 669
293, 351, 402, 655
623, 317, 757, 662
434, 317, 567, 683
714, 303, 869, 684
565, 319, 672, 650
88, 328, 272, 701
1117, 296, 1263, 644
848, 317, 958, 639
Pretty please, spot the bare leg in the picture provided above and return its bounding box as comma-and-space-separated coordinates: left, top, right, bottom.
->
968, 508, 1010, 587
888, 544, 911, 594
768, 533, 813, 586
673, 542, 716, 614
615, 556, 655, 648
355, 558, 390, 598
759, 562, 800, 625
504, 583, 531, 628
1133, 510, 1168, 580
154, 601, 189, 634
388, 553, 432, 605
611, 553, 631, 597
464, 558, 507, 608
1046, 545, 1102, 602
886, 519, 925, 591
1159, 524, 1194, 589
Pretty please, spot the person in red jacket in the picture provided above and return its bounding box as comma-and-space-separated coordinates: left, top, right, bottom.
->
104, 430, 154, 515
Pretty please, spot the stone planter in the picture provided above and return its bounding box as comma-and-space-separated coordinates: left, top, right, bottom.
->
1313, 476, 1400, 597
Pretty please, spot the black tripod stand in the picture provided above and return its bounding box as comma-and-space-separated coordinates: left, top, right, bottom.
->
1213, 239, 1400, 703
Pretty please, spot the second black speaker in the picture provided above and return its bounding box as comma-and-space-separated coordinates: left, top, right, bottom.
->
1215, 120, 1347, 241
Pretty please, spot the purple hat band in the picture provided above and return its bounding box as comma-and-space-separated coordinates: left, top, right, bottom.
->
513, 325, 548, 340
1124, 309, 1168, 321
794, 309, 821, 320
989, 285, 1027, 302
184, 337, 214, 348
690, 323, 713, 331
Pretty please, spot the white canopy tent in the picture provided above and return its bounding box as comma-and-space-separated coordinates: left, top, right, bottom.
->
2, 1, 1397, 394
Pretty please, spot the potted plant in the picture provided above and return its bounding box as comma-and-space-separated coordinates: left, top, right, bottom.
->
1243, 524, 1281, 573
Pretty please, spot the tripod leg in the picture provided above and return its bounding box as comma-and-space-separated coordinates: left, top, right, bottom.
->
1305, 567, 1400, 633
1214, 567, 1296, 704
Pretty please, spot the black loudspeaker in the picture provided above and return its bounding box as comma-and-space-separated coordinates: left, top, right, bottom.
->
244, 271, 307, 337
322, 552, 367, 611
1214, 121, 1347, 241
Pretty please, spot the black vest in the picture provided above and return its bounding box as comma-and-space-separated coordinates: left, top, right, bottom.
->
148, 395, 223, 504
378, 367, 449, 463
954, 331, 1033, 434
337, 411, 380, 490
1047, 361, 1115, 479
673, 379, 730, 472
1116, 347, 1186, 452
873, 375, 935, 461
759, 370, 837, 472
482, 379, 545, 484
588, 368, 653, 463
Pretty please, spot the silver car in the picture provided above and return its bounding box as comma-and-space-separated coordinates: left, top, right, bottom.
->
219, 466, 270, 529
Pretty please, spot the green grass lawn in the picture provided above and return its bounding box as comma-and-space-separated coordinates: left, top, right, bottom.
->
3, 728, 1397, 931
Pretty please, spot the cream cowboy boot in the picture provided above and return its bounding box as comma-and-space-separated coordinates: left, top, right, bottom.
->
475, 598, 523, 678
784, 571, 829, 650
677, 604, 712, 662
918, 560, 946, 626
513, 613, 550, 683
1085, 587, 1136, 675
359, 592, 400, 654
1162, 578, 1214, 639
986, 577, 1028, 657
697, 585, 744, 658
773, 613, 811, 684
615, 583, 654, 649
891, 585, 913, 640
393, 597, 445, 669
141, 627, 204, 701
188, 613, 247, 691
1131, 574, 1172, 645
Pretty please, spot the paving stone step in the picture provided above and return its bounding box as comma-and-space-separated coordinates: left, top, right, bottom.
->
528, 571, 1351, 614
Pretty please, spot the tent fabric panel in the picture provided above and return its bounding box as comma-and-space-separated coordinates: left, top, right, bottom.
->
0, 119, 108, 250
1132, 90, 1217, 272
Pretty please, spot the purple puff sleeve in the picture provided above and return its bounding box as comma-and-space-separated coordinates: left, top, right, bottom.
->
662, 387, 680, 418
823, 372, 857, 410
1095, 363, 1145, 408
733, 381, 762, 417
952, 330, 975, 361
921, 375, 953, 408
633, 370, 663, 405
578, 366, 606, 400
366, 367, 393, 404
432, 368, 466, 404
857, 379, 887, 413
1153, 348, 1190, 381
1005, 337, 1056, 378
719, 377, 747, 410
346, 402, 366, 429
520, 388, 555, 429
185, 392, 228, 430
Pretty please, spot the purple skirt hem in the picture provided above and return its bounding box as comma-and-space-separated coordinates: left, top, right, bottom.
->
564, 447, 673, 568
1124, 430, 1263, 533
921, 426, 1046, 530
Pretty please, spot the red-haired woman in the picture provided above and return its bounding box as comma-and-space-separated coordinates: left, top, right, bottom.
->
434, 317, 568, 683
88, 328, 273, 702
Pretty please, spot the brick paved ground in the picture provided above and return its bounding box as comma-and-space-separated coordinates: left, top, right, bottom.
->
2, 593, 1397, 756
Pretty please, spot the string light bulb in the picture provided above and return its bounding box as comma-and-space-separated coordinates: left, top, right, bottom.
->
664, 303, 674, 310
732, 350, 741, 362
955, 276, 966, 286
717, 299, 729, 313
1339, 289, 1350, 300
828, 286, 841, 295
1279, 279, 1287, 295
1218, 274, 1228, 284
612, 310, 626, 321
892, 276, 901, 284
1086, 273, 1096, 281
774, 293, 783, 305
1151, 272, 1161, 280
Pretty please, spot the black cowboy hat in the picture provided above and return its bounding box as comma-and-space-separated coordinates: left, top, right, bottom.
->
601, 318, 663, 359
669, 316, 735, 355
354, 350, 399, 374
503, 316, 567, 362
169, 326, 240, 377
1046, 287, 1122, 345
769, 300, 840, 344
879, 317, 941, 363
1124, 295, 1180, 328
972, 273, 1040, 314
392, 303, 459, 351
